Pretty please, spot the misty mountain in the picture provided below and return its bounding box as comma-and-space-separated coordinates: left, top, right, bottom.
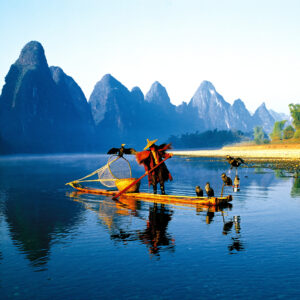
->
229, 99, 254, 132
89, 76, 200, 148
0, 41, 287, 154
0, 41, 94, 153
89, 74, 144, 147
252, 102, 276, 133
188, 81, 231, 130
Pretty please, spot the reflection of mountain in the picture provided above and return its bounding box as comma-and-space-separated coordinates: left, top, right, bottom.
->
4, 193, 83, 268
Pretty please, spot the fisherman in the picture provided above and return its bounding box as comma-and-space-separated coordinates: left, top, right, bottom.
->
136, 139, 173, 195
205, 182, 214, 197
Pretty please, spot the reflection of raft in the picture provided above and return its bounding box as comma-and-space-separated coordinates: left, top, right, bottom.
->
68, 182, 232, 206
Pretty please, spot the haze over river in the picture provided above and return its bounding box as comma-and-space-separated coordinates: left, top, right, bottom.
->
1, 154, 300, 299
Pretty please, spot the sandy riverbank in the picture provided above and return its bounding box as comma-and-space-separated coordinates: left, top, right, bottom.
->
172, 143, 300, 160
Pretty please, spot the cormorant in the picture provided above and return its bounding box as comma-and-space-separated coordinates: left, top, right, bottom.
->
226, 155, 247, 175
205, 182, 214, 197
195, 186, 203, 197
107, 144, 137, 157
221, 173, 233, 186
226, 155, 246, 169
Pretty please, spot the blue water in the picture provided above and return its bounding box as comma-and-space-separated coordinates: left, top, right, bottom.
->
0, 154, 300, 299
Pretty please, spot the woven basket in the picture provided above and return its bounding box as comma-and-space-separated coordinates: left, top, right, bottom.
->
115, 178, 140, 193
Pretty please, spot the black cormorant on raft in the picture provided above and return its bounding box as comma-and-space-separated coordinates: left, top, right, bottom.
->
205, 182, 214, 197
67, 182, 232, 206
195, 186, 203, 197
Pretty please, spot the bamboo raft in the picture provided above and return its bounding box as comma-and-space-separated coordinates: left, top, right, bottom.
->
67, 182, 232, 206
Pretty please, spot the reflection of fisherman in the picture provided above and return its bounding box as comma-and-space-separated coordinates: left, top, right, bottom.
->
206, 210, 215, 224
138, 204, 174, 255
136, 139, 173, 194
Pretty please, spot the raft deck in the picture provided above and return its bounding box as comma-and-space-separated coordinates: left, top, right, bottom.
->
68, 183, 232, 206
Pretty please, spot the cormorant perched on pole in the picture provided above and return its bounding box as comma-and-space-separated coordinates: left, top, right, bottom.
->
226, 155, 246, 175
221, 173, 233, 196
221, 173, 233, 186
107, 144, 137, 157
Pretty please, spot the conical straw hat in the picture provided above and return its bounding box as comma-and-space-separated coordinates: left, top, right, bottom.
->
144, 138, 158, 150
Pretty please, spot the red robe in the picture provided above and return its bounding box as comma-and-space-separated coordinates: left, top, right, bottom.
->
136, 144, 173, 186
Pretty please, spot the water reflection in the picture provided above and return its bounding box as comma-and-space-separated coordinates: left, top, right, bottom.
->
0, 158, 85, 270
0, 157, 298, 267
138, 203, 174, 256
3, 193, 83, 269
70, 192, 236, 256
291, 177, 300, 198
221, 212, 244, 254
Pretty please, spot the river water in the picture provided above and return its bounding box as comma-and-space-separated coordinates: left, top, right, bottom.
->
0, 154, 300, 299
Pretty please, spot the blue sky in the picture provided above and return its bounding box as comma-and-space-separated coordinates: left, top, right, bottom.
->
1, 0, 300, 114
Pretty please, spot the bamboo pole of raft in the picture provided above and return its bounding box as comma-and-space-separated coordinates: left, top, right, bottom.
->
113, 155, 172, 200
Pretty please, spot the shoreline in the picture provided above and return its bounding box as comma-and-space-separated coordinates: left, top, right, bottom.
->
172, 144, 300, 160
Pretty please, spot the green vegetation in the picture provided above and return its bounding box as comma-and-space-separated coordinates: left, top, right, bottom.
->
270, 120, 287, 141
289, 104, 300, 139
267, 104, 299, 142
168, 129, 249, 149
253, 126, 269, 144
283, 125, 295, 140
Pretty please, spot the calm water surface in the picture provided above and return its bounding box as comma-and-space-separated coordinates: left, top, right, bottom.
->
0, 154, 300, 299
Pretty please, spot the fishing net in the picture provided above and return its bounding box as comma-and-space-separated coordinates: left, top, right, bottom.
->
67, 155, 132, 188
97, 156, 132, 187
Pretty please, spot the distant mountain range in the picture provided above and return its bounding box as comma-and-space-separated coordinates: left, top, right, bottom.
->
0, 41, 290, 154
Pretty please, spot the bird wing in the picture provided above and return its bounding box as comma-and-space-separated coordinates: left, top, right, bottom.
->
123, 148, 137, 155
237, 158, 245, 164
107, 148, 119, 154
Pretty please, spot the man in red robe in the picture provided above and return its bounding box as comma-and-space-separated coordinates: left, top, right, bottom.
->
136, 139, 173, 195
